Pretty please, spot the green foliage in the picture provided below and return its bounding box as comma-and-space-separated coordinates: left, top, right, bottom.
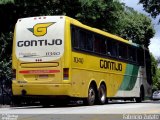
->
150, 54, 160, 90
151, 54, 158, 82
0, 0, 14, 4
155, 68, 160, 90
0, 32, 13, 87
77, 0, 124, 33
115, 6, 155, 47
139, 0, 160, 20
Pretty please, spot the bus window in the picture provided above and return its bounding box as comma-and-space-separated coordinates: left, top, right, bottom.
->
128, 46, 137, 62
94, 35, 101, 53
79, 30, 87, 50
94, 35, 106, 54
100, 37, 107, 55
86, 33, 93, 51
107, 40, 117, 57
71, 27, 79, 48
118, 43, 127, 59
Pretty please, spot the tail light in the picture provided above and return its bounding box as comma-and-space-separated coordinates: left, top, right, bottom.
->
63, 68, 69, 80
12, 69, 16, 80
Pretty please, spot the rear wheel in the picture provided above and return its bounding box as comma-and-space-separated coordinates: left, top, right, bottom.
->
135, 87, 144, 103
84, 85, 96, 106
97, 84, 106, 105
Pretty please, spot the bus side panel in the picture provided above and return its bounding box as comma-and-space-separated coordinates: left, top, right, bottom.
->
115, 64, 140, 97
71, 52, 126, 98
115, 65, 152, 98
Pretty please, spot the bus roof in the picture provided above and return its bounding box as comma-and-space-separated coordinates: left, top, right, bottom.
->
65, 16, 140, 47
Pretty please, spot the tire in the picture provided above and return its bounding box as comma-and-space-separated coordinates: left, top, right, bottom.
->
97, 84, 106, 105
135, 88, 144, 103
84, 85, 96, 106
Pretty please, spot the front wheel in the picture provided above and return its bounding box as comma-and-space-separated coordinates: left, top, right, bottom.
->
84, 85, 96, 106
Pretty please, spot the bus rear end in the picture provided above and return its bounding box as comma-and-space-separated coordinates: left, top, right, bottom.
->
12, 16, 70, 103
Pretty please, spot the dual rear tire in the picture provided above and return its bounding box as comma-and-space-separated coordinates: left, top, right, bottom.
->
84, 84, 107, 105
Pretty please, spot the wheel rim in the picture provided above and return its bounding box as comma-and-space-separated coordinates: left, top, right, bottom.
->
99, 87, 106, 102
88, 88, 95, 105
99, 85, 106, 103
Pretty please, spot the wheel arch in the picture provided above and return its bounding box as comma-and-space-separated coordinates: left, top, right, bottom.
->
89, 80, 98, 91
99, 81, 107, 88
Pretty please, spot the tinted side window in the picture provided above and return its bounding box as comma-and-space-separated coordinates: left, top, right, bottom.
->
94, 35, 106, 54
99, 37, 107, 55
94, 35, 101, 53
128, 46, 137, 62
71, 25, 141, 65
118, 43, 128, 59
79, 30, 87, 50
86, 33, 93, 51
107, 40, 117, 57
71, 27, 79, 48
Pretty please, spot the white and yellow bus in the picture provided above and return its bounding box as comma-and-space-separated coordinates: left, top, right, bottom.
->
12, 16, 152, 105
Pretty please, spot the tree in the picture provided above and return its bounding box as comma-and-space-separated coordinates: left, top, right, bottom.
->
0, 32, 13, 93
115, 6, 155, 48
76, 0, 124, 33
157, 57, 160, 64
150, 54, 160, 90
156, 68, 160, 90
139, 0, 160, 21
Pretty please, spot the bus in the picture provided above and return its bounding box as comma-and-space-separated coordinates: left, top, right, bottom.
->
12, 16, 152, 105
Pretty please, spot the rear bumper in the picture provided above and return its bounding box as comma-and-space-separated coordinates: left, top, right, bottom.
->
12, 83, 71, 96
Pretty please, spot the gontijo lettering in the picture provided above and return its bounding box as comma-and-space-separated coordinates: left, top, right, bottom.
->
17, 39, 62, 47
100, 59, 122, 71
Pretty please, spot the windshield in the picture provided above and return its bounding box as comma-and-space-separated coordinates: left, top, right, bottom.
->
15, 16, 65, 62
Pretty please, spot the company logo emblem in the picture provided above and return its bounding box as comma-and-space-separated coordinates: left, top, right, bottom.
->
28, 22, 54, 37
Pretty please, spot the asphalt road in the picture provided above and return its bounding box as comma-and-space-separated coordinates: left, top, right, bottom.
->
0, 100, 160, 120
